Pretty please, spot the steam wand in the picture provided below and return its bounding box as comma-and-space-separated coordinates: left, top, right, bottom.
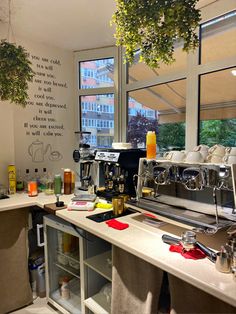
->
213, 186, 219, 226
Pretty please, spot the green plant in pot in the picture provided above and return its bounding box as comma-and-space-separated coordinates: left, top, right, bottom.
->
111, 0, 201, 68
0, 40, 34, 107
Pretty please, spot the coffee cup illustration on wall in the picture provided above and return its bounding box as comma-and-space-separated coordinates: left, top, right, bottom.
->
28, 140, 51, 162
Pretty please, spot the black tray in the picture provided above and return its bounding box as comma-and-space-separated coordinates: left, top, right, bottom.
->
86, 208, 136, 223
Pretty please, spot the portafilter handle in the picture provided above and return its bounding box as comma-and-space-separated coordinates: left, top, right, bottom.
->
195, 241, 217, 263
162, 234, 181, 245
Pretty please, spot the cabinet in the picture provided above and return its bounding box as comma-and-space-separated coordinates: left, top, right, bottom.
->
84, 250, 112, 314
44, 215, 85, 314
44, 215, 112, 314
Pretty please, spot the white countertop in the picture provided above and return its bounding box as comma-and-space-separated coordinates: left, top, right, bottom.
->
0, 192, 73, 212
1, 193, 235, 307
56, 207, 236, 308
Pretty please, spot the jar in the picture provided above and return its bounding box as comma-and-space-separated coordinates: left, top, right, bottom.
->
28, 181, 38, 197
61, 276, 70, 300
146, 131, 156, 159
64, 169, 72, 195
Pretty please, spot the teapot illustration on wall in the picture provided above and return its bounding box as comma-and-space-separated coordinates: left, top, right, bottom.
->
28, 139, 51, 162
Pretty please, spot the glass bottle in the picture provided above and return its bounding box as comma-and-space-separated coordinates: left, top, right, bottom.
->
146, 131, 157, 159
64, 169, 72, 195
45, 172, 54, 195
34, 168, 41, 192
71, 171, 75, 194
24, 169, 31, 193
40, 168, 47, 192
54, 174, 62, 195
16, 169, 24, 192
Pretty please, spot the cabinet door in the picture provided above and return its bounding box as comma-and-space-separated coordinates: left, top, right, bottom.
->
44, 215, 84, 314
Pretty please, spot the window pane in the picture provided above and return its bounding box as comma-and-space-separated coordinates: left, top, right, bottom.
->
199, 68, 236, 146
79, 58, 114, 89
80, 94, 114, 148
128, 44, 187, 83
127, 79, 186, 152
200, 11, 236, 64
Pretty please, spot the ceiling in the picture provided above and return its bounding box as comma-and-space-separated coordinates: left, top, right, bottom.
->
0, 0, 117, 51
0, 0, 217, 52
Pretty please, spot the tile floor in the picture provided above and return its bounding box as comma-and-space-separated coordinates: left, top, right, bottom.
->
11, 298, 59, 314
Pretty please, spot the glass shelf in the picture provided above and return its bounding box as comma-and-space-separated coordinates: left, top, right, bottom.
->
84, 251, 112, 281
55, 262, 80, 279
51, 278, 81, 314
84, 291, 111, 314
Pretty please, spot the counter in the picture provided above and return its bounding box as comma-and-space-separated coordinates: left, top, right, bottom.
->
1, 193, 235, 308
0, 192, 73, 212
56, 207, 236, 308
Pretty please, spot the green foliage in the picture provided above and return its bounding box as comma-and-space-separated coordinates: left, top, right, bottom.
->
0, 40, 34, 107
127, 112, 158, 148
158, 122, 185, 151
111, 0, 201, 68
200, 119, 236, 147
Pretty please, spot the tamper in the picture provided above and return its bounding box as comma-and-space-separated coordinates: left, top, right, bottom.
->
55, 194, 64, 207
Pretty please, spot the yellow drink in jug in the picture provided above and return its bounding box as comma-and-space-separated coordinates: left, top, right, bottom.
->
146, 131, 156, 159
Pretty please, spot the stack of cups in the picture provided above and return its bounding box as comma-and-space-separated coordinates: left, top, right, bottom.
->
223, 147, 236, 164
206, 144, 225, 163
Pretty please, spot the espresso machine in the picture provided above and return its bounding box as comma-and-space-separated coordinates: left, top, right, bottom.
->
131, 158, 236, 233
73, 131, 95, 191
93, 148, 146, 199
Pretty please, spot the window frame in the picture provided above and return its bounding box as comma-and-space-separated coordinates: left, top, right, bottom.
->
74, 1, 236, 150
74, 46, 120, 143
121, 0, 236, 150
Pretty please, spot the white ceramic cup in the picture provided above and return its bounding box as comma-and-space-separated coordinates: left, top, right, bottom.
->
223, 155, 236, 164
184, 151, 204, 163
193, 144, 209, 152
225, 147, 236, 155
208, 144, 225, 157
206, 154, 223, 163
163, 151, 185, 162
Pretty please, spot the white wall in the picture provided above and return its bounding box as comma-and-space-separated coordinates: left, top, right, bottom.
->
0, 26, 76, 186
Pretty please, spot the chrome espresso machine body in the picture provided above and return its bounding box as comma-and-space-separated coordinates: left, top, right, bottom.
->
93, 148, 146, 200
134, 158, 236, 233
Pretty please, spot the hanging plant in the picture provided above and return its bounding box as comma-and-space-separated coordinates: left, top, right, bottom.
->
111, 0, 201, 68
0, 40, 34, 107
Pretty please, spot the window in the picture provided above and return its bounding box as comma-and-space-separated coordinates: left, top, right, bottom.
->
197, 7, 236, 147
76, 47, 117, 148
199, 68, 236, 146
127, 79, 186, 151
200, 11, 236, 64
75, 4, 236, 151
128, 43, 187, 83
79, 57, 114, 89
80, 94, 114, 147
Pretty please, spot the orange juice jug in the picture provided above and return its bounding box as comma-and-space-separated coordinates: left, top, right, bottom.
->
146, 131, 156, 159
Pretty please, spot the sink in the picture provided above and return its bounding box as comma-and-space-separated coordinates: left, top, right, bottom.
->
86, 208, 136, 223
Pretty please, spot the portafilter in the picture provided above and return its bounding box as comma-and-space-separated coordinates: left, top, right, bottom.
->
162, 230, 217, 263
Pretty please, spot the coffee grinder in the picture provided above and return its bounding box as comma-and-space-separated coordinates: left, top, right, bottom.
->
73, 131, 95, 191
